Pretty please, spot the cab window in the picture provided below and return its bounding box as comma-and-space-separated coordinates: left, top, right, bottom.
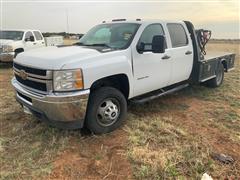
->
167, 23, 188, 48
25, 31, 34, 41
33, 31, 43, 40
138, 24, 165, 51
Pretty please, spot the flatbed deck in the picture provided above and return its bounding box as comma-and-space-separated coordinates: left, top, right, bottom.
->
198, 51, 235, 82
204, 51, 235, 61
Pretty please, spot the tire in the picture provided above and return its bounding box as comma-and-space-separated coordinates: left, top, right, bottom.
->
85, 87, 127, 134
205, 63, 224, 88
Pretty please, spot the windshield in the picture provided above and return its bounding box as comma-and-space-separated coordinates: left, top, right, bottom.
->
0, 31, 24, 40
78, 23, 140, 49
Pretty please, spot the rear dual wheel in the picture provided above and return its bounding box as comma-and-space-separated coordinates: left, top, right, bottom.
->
206, 63, 224, 88
85, 87, 127, 134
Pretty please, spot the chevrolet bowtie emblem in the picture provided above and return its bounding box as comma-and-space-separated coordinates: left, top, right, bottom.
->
19, 70, 28, 80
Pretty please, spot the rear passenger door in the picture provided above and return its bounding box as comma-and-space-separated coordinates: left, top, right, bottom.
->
166, 23, 194, 84
33, 31, 45, 48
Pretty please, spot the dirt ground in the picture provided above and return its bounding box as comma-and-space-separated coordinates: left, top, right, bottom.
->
0, 41, 239, 179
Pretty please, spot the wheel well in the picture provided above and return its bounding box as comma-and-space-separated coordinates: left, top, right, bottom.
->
14, 48, 24, 58
221, 60, 227, 72
90, 74, 130, 99
14, 48, 24, 53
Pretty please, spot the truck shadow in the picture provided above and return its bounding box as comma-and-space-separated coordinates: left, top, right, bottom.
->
0, 62, 13, 69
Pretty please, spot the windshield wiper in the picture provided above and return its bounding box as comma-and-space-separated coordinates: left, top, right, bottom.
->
84, 43, 112, 48
74, 42, 117, 50
74, 42, 85, 46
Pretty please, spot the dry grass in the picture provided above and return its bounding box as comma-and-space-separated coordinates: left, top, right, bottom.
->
63, 38, 78, 45
0, 63, 81, 179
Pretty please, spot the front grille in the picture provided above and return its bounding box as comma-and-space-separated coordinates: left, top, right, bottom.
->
13, 63, 46, 76
15, 74, 47, 91
17, 92, 32, 103
13, 63, 52, 93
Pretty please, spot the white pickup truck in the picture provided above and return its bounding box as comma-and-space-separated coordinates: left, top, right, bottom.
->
12, 19, 235, 134
0, 29, 45, 62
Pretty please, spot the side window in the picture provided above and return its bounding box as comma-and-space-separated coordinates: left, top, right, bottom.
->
33, 31, 43, 40
25, 31, 34, 41
167, 24, 188, 48
138, 24, 165, 51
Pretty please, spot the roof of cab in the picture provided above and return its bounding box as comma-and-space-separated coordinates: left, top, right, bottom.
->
102, 19, 184, 24
1, 29, 41, 32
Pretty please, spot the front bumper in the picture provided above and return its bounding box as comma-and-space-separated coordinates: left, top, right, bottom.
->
0, 52, 14, 62
11, 78, 90, 129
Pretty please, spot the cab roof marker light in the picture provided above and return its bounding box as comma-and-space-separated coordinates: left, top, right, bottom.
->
112, 19, 126, 22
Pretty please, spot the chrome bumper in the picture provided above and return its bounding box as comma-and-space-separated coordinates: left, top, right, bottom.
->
11, 78, 90, 129
0, 52, 14, 62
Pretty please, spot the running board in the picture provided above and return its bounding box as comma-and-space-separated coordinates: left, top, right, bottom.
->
131, 84, 189, 104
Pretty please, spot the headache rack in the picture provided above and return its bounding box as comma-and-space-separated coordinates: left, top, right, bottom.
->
195, 29, 212, 56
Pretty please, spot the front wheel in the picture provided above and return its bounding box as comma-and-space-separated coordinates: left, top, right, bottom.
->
205, 63, 224, 88
85, 87, 127, 134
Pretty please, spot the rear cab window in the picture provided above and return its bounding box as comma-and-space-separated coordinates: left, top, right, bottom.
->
25, 31, 34, 41
167, 23, 188, 48
33, 31, 43, 41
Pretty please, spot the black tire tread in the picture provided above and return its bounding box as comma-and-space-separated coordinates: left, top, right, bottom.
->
85, 87, 127, 134
205, 63, 224, 88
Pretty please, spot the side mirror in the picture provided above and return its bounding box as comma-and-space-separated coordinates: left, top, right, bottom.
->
136, 42, 145, 53
30, 36, 35, 42
152, 35, 165, 53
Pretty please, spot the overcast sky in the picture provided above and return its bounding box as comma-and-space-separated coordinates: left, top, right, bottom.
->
1, 0, 239, 39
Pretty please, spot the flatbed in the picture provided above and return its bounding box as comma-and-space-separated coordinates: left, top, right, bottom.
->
204, 51, 234, 60
198, 52, 235, 82
185, 21, 235, 84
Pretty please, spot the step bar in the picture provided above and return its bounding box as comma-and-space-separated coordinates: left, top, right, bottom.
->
131, 84, 189, 104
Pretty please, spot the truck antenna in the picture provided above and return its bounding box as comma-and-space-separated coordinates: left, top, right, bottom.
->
66, 9, 69, 35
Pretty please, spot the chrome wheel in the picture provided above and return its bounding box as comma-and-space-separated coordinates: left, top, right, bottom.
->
96, 98, 120, 127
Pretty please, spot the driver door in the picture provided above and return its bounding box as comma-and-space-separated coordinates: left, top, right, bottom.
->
132, 24, 172, 97
23, 31, 36, 50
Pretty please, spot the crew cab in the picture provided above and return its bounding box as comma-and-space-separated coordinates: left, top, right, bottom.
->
0, 29, 45, 62
11, 19, 235, 134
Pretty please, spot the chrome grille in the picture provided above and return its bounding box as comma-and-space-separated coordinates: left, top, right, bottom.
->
13, 62, 52, 94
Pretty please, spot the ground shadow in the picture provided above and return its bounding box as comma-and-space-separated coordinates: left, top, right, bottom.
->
0, 62, 13, 69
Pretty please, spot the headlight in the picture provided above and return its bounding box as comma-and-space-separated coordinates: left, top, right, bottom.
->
53, 69, 84, 91
2, 45, 14, 53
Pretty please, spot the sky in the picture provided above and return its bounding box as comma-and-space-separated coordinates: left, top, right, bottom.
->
0, 0, 239, 39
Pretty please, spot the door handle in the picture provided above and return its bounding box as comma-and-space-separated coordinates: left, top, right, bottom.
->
185, 51, 192, 55
33, 43, 37, 45
162, 55, 171, 60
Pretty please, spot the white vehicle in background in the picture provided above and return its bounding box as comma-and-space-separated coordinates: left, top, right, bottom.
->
44, 36, 64, 46
0, 29, 45, 62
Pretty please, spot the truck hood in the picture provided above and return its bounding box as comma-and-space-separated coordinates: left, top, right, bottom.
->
0, 39, 20, 46
14, 46, 105, 69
